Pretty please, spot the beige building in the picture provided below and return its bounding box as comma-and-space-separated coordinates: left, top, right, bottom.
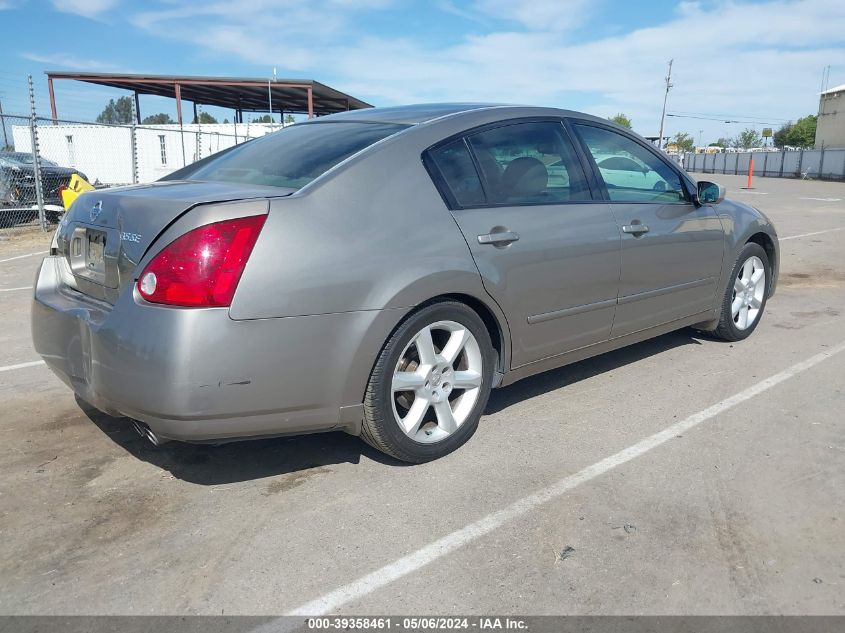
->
816, 83, 845, 148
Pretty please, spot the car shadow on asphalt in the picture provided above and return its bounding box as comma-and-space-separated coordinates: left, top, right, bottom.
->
80, 328, 705, 484
80, 401, 405, 485
485, 328, 704, 414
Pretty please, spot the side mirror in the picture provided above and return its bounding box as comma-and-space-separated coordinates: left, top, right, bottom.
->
697, 181, 725, 205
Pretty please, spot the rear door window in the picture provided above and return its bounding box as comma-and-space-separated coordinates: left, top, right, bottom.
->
467, 121, 591, 205
428, 139, 485, 207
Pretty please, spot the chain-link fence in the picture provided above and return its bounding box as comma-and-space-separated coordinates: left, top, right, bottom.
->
1, 112, 53, 231
1, 75, 276, 236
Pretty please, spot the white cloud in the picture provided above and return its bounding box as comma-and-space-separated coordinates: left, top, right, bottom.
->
473, 0, 596, 31
128, 0, 845, 138
50, 0, 118, 19
20, 52, 118, 70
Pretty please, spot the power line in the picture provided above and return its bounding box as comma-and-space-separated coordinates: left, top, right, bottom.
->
668, 109, 791, 123
666, 113, 783, 126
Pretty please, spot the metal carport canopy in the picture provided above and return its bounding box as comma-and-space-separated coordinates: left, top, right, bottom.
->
45, 71, 373, 123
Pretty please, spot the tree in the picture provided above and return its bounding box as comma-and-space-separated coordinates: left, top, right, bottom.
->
710, 137, 732, 148
191, 112, 218, 124
732, 128, 763, 149
142, 113, 174, 124
772, 123, 792, 148
96, 96, 134, 124
671, 132, 695, 152
253, 115, 273, 123
284, 114, 296, 124
774, 115, 817, 148
792, 115, 817, 147
608, 113, 632, 129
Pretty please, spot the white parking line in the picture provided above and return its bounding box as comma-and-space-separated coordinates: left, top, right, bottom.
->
780, 227, 845, 241
0, 360, 45, 373
277, 340, 845, 619
0, 286, 33, 293
0, 251, 46, 264
799, 197, 842, 202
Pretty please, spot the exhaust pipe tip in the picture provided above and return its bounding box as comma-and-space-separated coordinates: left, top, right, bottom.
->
131, 419, 170, 446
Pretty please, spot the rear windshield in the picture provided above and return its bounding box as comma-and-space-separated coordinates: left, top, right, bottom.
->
175, 122, 407, 189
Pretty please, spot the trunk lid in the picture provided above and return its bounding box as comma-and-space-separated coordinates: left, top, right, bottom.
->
55, 180, 292, 303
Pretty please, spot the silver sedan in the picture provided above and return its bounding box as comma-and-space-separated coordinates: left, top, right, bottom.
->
32, 104, 779, 462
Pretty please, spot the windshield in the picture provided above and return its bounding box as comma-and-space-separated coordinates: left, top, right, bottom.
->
175, 121, 408, 189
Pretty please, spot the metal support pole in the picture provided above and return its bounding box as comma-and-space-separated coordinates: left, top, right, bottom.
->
134, 91, 141, 124
819, 146, 826, 180
0, 97, 9, 149
307, 86, 314, 119
233, 108, 238, 143
28, 75, 47, 231
175, 83, 186, 167
48, 76, 57, 124
779, 150, 785, 178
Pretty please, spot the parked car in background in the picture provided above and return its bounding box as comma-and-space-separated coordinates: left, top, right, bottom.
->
593, 154, 668, 192
32, 104, 779, 462
0, 152, 87, 225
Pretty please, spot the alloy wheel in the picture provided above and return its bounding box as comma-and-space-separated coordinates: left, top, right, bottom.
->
390, 320, 483, 443
731, 255, 766, 330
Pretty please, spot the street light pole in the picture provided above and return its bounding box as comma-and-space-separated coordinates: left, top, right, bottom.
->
657, 59, 673, 150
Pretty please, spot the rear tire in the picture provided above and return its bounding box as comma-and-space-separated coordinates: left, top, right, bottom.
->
361, 301, 494, 463
712, 242, 771, 342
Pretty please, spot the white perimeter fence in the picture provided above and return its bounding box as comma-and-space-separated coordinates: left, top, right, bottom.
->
683, 148, 845, 181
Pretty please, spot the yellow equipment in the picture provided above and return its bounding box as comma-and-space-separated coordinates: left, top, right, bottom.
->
61, 173, 95, 210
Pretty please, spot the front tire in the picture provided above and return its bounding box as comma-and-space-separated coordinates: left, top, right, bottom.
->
712, 242, 771, 341
361, 301, 494, 463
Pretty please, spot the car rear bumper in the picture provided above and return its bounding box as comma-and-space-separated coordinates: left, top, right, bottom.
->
31, 256, 388, 442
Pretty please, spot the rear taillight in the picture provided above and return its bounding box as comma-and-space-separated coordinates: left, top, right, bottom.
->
137, 214, 266, 307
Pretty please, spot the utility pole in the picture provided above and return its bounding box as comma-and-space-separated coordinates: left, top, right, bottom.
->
657, 59, 673, 150
267, 67, 277, 124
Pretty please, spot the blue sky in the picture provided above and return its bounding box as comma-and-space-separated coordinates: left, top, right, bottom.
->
1, 0, 843, 143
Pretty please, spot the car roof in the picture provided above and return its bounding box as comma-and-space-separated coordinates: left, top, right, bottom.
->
310, 103, 506, 125
310, 103, 618, 130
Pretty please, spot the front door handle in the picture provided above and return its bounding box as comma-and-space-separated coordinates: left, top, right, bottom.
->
622, 223, 649, 235
478, 230, 520, 246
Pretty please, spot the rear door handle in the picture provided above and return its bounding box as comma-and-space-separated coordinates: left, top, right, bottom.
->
622, 224, 649, 235
478, 231, 520, 245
